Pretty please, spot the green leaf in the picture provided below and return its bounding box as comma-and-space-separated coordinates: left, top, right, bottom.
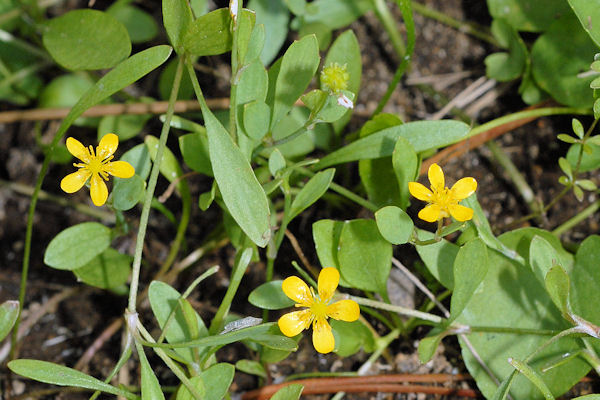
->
8, 360, 136, 399
316, 120, 470, 170
374, 206, 414, 245
568, 0, 600, 47
145, 134, 183, 183
39, 74, 97, 127
545, 265, 572, 318
576, 179, 597, 191
558, 157, 573, 179
243, 100, 271, 140
98, 113, 151, 142
566, 143, 600, 172
111, 174, 145, 211
235, 360, 267, 378
73, 248, 131, 289
248, 280, 295, 310
330, 319, 375, 356
148, 281, 208, 364
415, 230, 458, 290
204, 108, 271, 247
176, 363, 233, 400
449, 238, 488, 323
121, 143, 152, 180
179, 132, 213, 176
359, 156, 400, 208
572, 118, 585, 139
44, 222, 111, 271
270, 384, 304, 400
137, 345, 165, 400
0, 300, 18, 342
457, 228, 590, 400
107, 4, 159, 43
392, 137, 418, 210
43, 9, 131, 70
531, 13, 597, 107
486, 0, 570, 32
244, 24, 266, 64
184, 8, 232, 56
247, 0, 289, 65
269, 35, 320, 127
337, 219, 392, 294
163, 0, 194, 52
313, 219, 344, 269
159, 58, 194, 100
529, 235, 568, 288
287, 168, 335, 222
301, 0, 371, 30
268, 149, 286, 176
485, 19, 527, 81
570, 236, 600, 327
556, 134, 577, 143
418, 329, 444, 363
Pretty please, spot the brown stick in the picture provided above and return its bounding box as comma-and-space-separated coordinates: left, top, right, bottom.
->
241, 374, 478, 400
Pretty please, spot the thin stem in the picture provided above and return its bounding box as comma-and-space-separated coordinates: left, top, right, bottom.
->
228, 0, 242, 143
372, 0, 415, 116
553, 200, 600, 236
127, 56, 184, 312
371, 0, 405, 58
296, 167, 378, 212
349, 295, 443, 324
411, 2, 499, 46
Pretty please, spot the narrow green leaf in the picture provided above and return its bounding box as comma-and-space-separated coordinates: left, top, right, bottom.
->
44, 222, 111, 270
270, 384, 304, 400
248, 280, 295, 310
418, 329, 444, 364
315, 120, 470, 170
175, 364, 232, 400
8, 360, 136, 399
338, 219, 392, 294
163, 0, 194, 52
374, 205, 414, 245
0, 300, 19, 342
268, 149, 286, 177
491, 370, 518, 400
508, 358, 555, 400
572, 118, 585, 139
287, 168, 335, 222
450, 238, 488, 323
270, 35, 320, 127
137, 344, 165, 400
556, 134, 577, 144
43, 9, 131, 70
204, 109, 271, 247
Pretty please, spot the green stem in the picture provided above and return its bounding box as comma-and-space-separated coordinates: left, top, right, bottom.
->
0, 60, 51, 92
127, 56, 184, 313
372, 0, 415, 116
552, 200, 600, 236
350, 295, 443, 324
411, 2, 499, 46
297, 167, 378, 211
371, 0, 405, 58
156, 182, 192, 278
228, 0, 242, 143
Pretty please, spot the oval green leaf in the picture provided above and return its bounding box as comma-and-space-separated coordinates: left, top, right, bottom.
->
0, 300, 19, 342
73, 248, 132, 289
44, 222, 111, 270
374, 205, 414, 245
248, 280, 295, 310
43, 9, 131, 70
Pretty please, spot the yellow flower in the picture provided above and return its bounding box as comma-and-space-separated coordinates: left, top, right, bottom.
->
60, 133, 135, 207
321, 62, 350, 93
408, 163, 477, 222
278, 267, 360, 354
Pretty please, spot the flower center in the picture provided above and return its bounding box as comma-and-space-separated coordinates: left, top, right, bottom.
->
310, 299, 329, 320
74, 145, 114, 181
431, 186, 456, 209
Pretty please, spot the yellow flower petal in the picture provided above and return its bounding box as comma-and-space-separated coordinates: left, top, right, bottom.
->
448, 204, 474, 221
90, 173, 108, 206
318, 267, 339, 302
312, 318, 335, 354
278, 309, 312, 337
428, 163, 445, 191
451, 177, 477, 200
418, 204, 441, 222
327, 299, 359, 322
60, 169, 91, 193
97, 133, 119, 159
408, 182, 433, 201
282, 276, 313, 306
105, 161, 135, 178
66, 137, 90, 163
